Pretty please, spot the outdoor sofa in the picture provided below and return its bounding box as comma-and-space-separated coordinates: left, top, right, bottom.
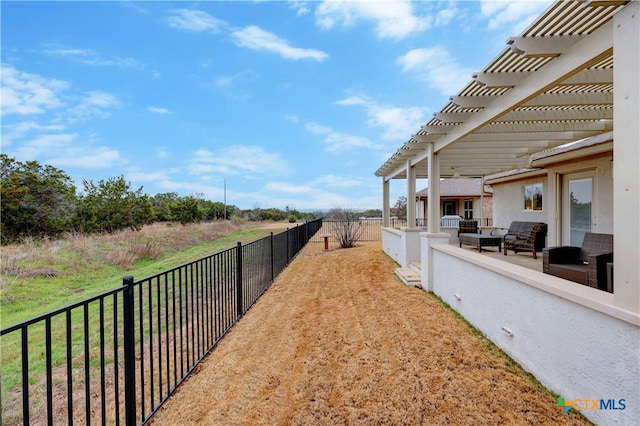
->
543, 232, 613, 292
500, 221, 548, 259
458, 219, 479, 236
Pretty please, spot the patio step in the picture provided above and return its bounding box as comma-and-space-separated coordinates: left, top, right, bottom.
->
409, 261, 421, 274
395, 268, 422, 288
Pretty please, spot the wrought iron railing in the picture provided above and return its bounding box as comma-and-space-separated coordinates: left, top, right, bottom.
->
0, 219, 322, 426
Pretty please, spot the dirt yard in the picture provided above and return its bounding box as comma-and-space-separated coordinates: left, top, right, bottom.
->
152, 241, 588, 425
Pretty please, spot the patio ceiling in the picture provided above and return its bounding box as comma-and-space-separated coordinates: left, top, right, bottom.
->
375, 0, 627, 180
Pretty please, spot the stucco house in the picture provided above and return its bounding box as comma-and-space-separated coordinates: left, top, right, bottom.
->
415, 178, 493, 227
375, 1, 639, 425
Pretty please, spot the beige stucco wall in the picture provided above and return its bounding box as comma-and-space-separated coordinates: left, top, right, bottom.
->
547, 154, 614, 235
490, 176, 547, 229
489, 153, 613, 244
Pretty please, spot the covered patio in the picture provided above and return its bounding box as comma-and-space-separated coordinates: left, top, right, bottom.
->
376, 1, 639, 425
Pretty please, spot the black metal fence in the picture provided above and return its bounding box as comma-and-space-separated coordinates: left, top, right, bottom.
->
0, 219, 322, 426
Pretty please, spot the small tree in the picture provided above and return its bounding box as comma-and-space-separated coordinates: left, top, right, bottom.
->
391, 196, 407, 218
328, 207, 363, 248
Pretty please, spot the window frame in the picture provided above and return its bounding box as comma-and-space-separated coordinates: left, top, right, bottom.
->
524, 183, 543, 211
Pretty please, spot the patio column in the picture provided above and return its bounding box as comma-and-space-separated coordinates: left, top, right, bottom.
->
382, 178, 390, 227
546, 171, 560, 247
426, 143, 441, 234
613, 1, 640, 314
421, 142, 449, 292
406, 160, 416, 228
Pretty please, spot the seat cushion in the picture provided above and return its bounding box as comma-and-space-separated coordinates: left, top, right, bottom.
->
548, 263, 588, 285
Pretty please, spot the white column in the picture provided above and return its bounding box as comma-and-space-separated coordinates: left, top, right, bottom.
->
546, 171, 560, 247
427, 143, 441, 233
613, 1, 639, 313
406, 160, 416, 228
421, 142, 449, 292
382, 178, 390, 228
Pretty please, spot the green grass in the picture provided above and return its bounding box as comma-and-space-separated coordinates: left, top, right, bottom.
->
0, 224, 281, 422
0, 227, 273, 328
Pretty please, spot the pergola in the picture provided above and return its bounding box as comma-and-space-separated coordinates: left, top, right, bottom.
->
375, 0, 638, 313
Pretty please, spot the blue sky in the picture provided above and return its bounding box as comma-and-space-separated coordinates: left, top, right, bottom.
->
1, 0, 551, 211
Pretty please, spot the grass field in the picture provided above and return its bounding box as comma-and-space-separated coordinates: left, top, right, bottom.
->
0, 221, 282, 328
0, 220, 293, 424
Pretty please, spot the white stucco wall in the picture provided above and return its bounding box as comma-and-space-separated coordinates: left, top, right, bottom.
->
382, 227, 404, 266
429, 243, 639, 425
382, 227, 422, 268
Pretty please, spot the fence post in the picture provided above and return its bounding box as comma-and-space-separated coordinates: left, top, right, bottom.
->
123, 275, 136, 426
286, 228, 290, 262
236, 241, 243, 317
270, 232, 274, 281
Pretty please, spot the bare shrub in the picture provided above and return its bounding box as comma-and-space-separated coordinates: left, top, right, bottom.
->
1, 255, 24, 277
230, 215, 246, 226
328, 207, 364, 248
17, 267, 61, 278
128, 236, 162, 261
103, 247, 137, 270
64, 231, 99, 255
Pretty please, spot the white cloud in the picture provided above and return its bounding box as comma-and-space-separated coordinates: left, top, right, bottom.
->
397, 46, 473, 97
147, 106, 172, 114
156, 147, 171, 158
289, 1, 311, 16
0, 65, 67, 116
1, 121, 66, 146
435, 7, 457, 27
263, 181, 313, 194
167, 9, 228, 33
213, 69, 258, 88
231, 26, 329, 61
315, 0, 429, 40
49, 146, 121, 169
10, 132, 121, 169
480, 0, 552, 33
12, 133, 78, 159
41, 46, 141, 69
126, 169, 172, 183
67, 91, 120, 123
284, 114, 299, 123
188, 145, 290, 176
315, 174, 362, 189
306, 122, 380, 153
335, 95, 426, 141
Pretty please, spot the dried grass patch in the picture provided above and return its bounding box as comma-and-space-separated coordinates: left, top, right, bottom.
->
153, 242, 589, 426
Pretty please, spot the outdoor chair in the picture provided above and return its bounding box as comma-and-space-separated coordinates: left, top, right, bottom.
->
543, 233, 613, 292
501, 221, 547, 259
458, 219, 479, 236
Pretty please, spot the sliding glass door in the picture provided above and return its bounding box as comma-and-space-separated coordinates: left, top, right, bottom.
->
562, 172, 594, 246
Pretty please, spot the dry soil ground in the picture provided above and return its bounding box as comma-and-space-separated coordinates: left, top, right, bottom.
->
152, 241, 588, 425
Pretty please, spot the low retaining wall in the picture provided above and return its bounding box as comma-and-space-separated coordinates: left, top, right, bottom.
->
429, 243, 639, 425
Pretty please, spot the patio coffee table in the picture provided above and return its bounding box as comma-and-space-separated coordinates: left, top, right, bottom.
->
459, 233, 502, 253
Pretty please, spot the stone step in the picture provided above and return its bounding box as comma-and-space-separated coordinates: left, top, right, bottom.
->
409, 261, 421, 274
395, 268, 422, 287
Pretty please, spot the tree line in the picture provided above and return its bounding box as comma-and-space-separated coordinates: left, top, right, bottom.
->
0, 154, 322, 245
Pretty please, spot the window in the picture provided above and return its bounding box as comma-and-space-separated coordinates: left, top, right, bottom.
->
443, 201, 456, 215
463, 199, 473, 219
524, 183, 543, 211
